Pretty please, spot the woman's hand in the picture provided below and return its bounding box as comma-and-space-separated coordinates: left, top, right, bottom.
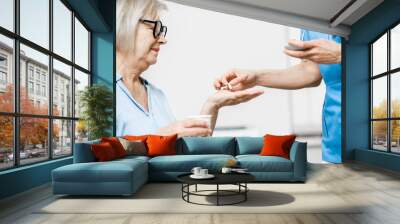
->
284, 39, 341, 64
156, 119, 212, 137
207, 88, 264, 109
214, 69, 259, 91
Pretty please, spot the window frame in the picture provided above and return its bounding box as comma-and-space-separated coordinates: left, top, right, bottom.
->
0, 0, 92, 171
370, 20, 400, 154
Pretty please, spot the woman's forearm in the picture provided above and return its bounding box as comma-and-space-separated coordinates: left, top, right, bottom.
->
255, 60, 322, 90
200, 101, 219, 134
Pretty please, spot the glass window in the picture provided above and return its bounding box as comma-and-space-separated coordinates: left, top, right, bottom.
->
0, 116, 14, 170
0, 0, 14, 32
0, 71, 7, 84
372, 121, 388, 151
391, 120, 400, 153
53, 0, 72, 60
74, 69, 89, 118
28, 81, 34, 94
36, 83, 40, 95
372, 33, 387, 76
20, 44, 49, 115
0, 0, 91, 170
35, 70, 40, 80
0, 35, 13, 113
0, 54, 7, 67
52, 119, 72, 158
372, 77, 387, 119
75, 120, 88, 143
391, 24, 400, 70
28, 67, 34, 80
391, 72, 400, 118
41, 85, 46, 96
20, 0, 49, 49
53, 59, 71, 117
74, 18, 89, 70
19, 117, 49, 165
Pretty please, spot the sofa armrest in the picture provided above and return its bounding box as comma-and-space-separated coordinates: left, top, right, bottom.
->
289, 141, 307, 181
73, 140, 100, 163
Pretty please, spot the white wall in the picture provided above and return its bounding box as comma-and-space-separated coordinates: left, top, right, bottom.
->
145, 1, 325, 136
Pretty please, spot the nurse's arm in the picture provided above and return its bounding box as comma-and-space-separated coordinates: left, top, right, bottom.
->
256, 60, 322, 90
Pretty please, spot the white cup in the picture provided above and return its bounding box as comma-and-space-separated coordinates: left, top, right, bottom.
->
200, 169, 208, 176
191, 167, 202, 176
221, 167, 232, 174
186, 115, 212, 129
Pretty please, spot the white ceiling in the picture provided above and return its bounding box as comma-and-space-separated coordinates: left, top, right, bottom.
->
166, 0, 384, 38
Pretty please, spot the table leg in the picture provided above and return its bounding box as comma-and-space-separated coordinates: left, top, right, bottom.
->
245, 183, 247, 201
217, 184, 219, 206
195, 184, 197, 192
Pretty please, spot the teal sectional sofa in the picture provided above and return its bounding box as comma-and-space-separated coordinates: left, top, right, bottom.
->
52, 137, 307, 196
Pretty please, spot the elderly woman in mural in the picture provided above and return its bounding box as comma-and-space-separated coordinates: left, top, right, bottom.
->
215, 32, 342, 163
116, 0, 263, 137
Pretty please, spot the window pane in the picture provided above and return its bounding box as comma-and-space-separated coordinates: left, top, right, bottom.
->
74, 69, 89, 118
20, 0, 49, 49
75, 18, 89, 70
0, 0, 14, 31
53, 59, 72, 117
20, 44, 49, 115
53, 119, 72, 158
75, 120, 88, 143
20, 117, 49, 165
391, 120, 400, 153
372, 121, 388, 151
372, 77, 387, 119
391, 72, 400, 118
372, 33, 387, 76
391, 24, 400, 70
53, 0, 71, 60
0, 34, 14, 113
0, 116, 13, 170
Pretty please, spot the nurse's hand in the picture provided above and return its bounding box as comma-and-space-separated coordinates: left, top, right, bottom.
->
284, 39, 341, 64
214, 69, 260, 91
207, 88, 264, 108
157, 119, 212, 137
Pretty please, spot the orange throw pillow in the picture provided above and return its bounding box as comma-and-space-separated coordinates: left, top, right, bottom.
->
146, 134, 177, 157
124, 135, 149, 142
260, 134, 296, 159
101, 137, 126, 158
91, 142, 117, 162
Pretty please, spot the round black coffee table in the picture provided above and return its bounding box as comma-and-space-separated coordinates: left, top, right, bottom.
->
177, 173, 255, 206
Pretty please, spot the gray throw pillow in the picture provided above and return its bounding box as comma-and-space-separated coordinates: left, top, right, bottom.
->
118, 138, 147, 156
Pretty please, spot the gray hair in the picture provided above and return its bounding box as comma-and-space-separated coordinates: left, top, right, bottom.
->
116, 0, 167, 53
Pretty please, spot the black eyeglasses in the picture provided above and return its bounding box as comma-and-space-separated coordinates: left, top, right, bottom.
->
139, 19, 168, 38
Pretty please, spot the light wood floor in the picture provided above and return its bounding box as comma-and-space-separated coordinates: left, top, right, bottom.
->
1, 162, 400, 224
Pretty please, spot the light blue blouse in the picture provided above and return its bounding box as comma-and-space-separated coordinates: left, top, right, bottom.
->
116, 74, 175, 136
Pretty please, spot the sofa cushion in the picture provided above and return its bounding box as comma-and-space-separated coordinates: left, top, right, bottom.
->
260, 134, 296, 159
147, 134, 177, 157
149, 154, 235, 172
73, 139, 100, 163
118, 138, 147, 156
52, 158, 147, 183
177, 137, 236, 155
91, 142, 118, 162
235, 137, 263, 155
236, 155, 293, 172
101, 137, 127, 158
